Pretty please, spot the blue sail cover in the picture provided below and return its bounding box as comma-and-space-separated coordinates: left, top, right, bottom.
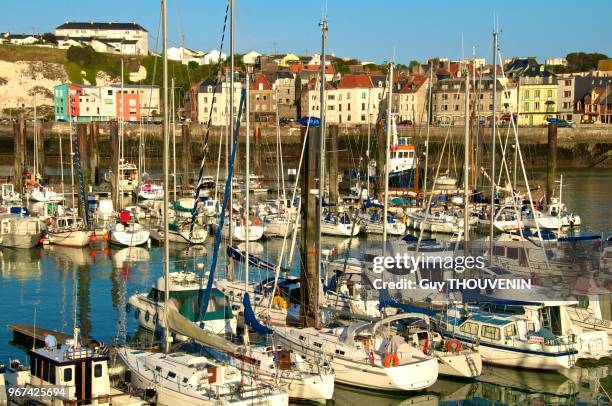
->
378, 289, 438, 317
226, 245, 291, 274
242, 292, 273, 335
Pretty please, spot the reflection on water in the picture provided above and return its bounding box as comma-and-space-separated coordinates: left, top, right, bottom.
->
0, 169, 610, 403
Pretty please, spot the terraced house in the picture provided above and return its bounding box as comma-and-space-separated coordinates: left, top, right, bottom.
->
54, 21, 148, 55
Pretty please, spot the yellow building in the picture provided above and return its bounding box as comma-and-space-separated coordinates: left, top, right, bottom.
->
518, 75, 557, 126
276, 53, 300, 68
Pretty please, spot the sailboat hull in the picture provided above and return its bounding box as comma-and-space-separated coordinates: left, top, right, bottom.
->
48, 230, 92, 247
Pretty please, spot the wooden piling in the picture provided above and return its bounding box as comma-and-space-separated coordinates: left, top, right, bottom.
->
89, 122, 100, 185
181, 124, 192, 191
13, 116, 25, 193
300, 125, 320, 328
547, 122, 557, 205
253, 123, 262, 175
328, 124, 339, 206
110, 120, 119, 205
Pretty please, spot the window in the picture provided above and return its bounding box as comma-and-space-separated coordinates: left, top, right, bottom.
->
94, 364, 103, 378
313, 342, 322, 348
361, 92, 366, 99
361, 114, 366, 121
535, 90, 540, 99
524, 90, 530, 99
547, 90, 553, 98
481, 325, 501, 341
523, 102, 529, 112
328, 94, 335, 100
454, 105, 459, 111
443, 94, 448, 100
347, 103, 351, 111
361, 103, 366, 110
107, 90, 113, 96
347, 114, 352, 121
563, 91, 571, 98
535, 102, 540, 110
506, 247, 519, 260
504, 324, 518, 338
494, 245, 505, 256
346, 92, 351, 100
460, 322, 479, 335
339, 104, 342, 111
328, 105, 334, 110
565, 80, 571, 86
63, 368, 72, 382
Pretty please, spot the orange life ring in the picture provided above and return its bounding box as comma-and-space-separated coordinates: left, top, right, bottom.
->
421, 338, 430, 355
445, 338, 462, 353
383, 353, 399, 368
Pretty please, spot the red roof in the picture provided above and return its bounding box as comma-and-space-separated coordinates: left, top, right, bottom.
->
290, 63, 335, 75
251, 73, 272, 90
337, 74, 373, 89
398, 74, 428, 93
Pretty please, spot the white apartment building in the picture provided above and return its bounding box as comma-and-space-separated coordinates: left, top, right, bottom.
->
55, 21, 148, 55
197, 79, 243, 125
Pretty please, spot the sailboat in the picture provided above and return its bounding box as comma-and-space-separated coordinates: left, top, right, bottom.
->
47, 118, 92, 248
107, 209, 150, 247
117, 3, 288, 405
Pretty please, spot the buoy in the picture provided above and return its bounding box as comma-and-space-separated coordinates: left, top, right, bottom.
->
445, 338, 462, 353
90, 234, 98, 243
103, 232, 110, 241
383, 353, 399, 368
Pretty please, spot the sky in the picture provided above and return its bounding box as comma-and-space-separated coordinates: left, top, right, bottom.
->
2, 0, 611, 64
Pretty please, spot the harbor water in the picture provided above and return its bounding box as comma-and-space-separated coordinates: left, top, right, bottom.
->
0, 168, 610, 404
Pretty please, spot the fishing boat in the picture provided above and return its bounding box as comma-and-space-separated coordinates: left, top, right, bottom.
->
0, 183, 21, 203
2, 332, 145, 406
386, 115, 422, 189
128, 271, 236, 336
47, 216, 92, 247
362, 211, 406, 235
0, 214, 44, 249
273, 319, 438, 391
321, 211, 361, 237
106, 210, 150, 247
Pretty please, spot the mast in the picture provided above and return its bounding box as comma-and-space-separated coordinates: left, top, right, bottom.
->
366, 87, 371, 199
116, 58, 124, 210
489, 31, 498, 264
227, 0, 235, 280
33, 94, 38, 180
463, 72, 470, 244
383, 62, 393, 250
244, 69, 250, 346
172, 77, 177, 201
59, 134, 65, 197
69, 115, 76, 220
161, 0, 171, 354
317, 19, 328, 289
423, 61, 433, 206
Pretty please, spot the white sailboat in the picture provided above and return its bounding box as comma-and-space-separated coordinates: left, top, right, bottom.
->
107, 210, 150, 247
321, 210, 361, 237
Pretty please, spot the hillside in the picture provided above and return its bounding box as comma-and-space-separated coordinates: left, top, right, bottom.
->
0, 44, 218, 119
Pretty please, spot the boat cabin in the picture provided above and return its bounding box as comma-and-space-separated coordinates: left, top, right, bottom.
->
455, 313, 544, 346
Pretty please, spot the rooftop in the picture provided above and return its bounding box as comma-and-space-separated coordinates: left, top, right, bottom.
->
56, 21, 147, 32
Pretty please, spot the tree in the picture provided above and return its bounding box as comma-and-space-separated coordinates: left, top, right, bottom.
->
565, 52, 609, 72
67, 45, 96, 68
42, 33, 57, 44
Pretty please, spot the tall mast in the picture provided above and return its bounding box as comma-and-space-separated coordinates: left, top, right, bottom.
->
59, 134, 64, 197
317, 19, 328, 286
382, 62, 393, 250
463, 72, 470, 243
33, 94, 38, 179
161, 0, 171, 354
116, 58, 124, 210
244, 69, 250, 346
227, 0, 235, 280
365, 87, 371, 199
489, 31, 498, 264
423, 61, 433, 205
172, 77, 177, 201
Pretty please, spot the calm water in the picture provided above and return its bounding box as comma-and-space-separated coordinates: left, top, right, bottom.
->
0, 168, 610, 404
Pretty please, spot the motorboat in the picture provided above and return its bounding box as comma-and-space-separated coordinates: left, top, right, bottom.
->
0, 214, 44, 248
0, 183, 21, 203
134, 181, 164, 200
128, 271, 236, 337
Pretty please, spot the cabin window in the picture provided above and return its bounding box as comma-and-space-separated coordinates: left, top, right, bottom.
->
506, 247, 519, 260
299, 335, 305, 341
167, 371, 176, 379
63, 367, 72, 382
313, 342, 322, 348
481, 325, 501, 341
49, 366, 56, 384
504, 324, 518, 338
493, 246, 505, 256
335, 349, 345, 355
460, 322, 479, 335
94, 364, 103, 378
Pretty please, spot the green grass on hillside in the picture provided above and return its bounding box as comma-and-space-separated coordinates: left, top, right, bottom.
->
0, 44, 67, 64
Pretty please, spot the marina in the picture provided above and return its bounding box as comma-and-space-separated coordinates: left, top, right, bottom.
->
0, 1, 612, 405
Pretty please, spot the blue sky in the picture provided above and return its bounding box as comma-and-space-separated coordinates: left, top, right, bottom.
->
2, 0, 611, 63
